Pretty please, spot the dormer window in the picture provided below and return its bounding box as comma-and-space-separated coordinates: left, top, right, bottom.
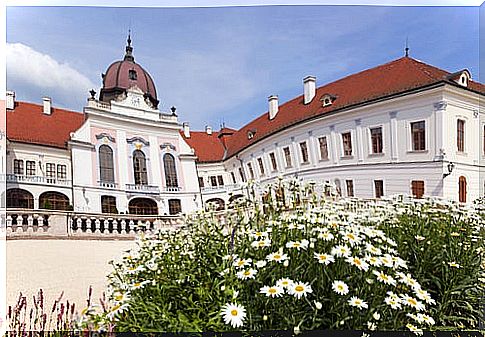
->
129, 69, 137, 80
449, 70, 471, 88
320, 94, 336, 107
247, 129, 256, 140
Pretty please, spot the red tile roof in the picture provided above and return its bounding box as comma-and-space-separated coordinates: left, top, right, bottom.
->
7, 101, 85, 149
181, 130, 227, 163
183, 56, 484, 162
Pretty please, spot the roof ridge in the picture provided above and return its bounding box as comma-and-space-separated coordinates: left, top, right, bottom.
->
406, 57, 450, 81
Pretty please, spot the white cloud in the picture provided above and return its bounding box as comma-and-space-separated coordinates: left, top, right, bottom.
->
6, 42, 96, 109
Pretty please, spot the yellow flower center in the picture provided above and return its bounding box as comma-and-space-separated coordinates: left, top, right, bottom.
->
238, 261, 245, 266
408, 298, 417, 306
114, 294, 123, 301
274, 254, 281, 259
354, 258, 361, 265
319, 255, 327, 260
347, 234, 355, 240
295, 285, 304, 292
134, 282, 141, 287
337, 285, 343, 290
231, 309, 238, 316
293, 243, 300, 247
244, 271, 251, 276
269, 288, 277, 294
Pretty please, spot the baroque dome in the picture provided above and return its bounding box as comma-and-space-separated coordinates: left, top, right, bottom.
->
99, 34, 159, 108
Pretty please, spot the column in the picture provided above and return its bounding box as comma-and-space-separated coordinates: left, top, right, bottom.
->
389, 111, 398, 162
330, 125, 339, 165
433, 101, 447, 161
149, 135, 162, 187
291, 137, 301, 171
308, 131, 318, 167
355, 119, 364, 162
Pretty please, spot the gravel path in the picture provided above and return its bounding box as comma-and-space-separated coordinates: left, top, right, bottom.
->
7, 239, 136, 313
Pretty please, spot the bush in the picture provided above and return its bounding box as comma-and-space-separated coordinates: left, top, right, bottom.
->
82, 180, 484, 334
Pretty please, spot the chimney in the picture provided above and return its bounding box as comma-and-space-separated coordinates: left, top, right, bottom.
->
205, 125, 213, 135
303, 75, 316, 104
268, 95, 279, 120
183, 122, 190, 138
6, 91, 15, 110
43, 97, 52, 115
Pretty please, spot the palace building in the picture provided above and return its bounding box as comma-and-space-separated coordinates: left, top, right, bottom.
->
4, 36, 485, 215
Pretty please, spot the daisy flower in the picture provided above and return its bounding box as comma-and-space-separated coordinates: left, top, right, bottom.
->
348, 296, 368, 310
220, 303, 246, 328
288, 281, 313, 299
448, 261, 460, 268
346, 256, 369, 271
314, 252, 335, 265
379, 255, 394, 268
365, 255, 382, 267
401, 294, 426, 311
406, 323, 423, 336
419, 314, 435, 326
365, 244, 382, 255
260, 285, 284, 298
250, 230, 269, 239
106, 303, 129, 320
373, 270, 397, 286
276, 278, 294, 289
286, 239, 309, 250
332, 280, 349, 295
233, 258, 252, 269
384, 296, 402, 310
318, 231, 334, 241
255, 260, 267, 268
236, 268, 257, 280
341, 232, 361, 246
251, 238, 271, 249
331, 245, 351, 258
266, 251, 289, 263
414, 288, 436, 305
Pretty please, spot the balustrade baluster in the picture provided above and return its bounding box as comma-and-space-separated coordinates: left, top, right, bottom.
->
86, 218, 92, 234
120, 220, 127, 234
94, 219, 101, 234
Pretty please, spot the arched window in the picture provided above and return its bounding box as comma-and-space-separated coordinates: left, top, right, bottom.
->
459, 176, 467, 203
206, 198, 225, 211
133, 150, 148, 185
129, 198, 158, 215
99, 145, 114, 183
39, 191, 70, 210
163, 153, 178, 188
6, 189, 34, 209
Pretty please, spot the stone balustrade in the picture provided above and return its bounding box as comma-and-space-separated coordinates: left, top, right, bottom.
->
4, 209, 184, 239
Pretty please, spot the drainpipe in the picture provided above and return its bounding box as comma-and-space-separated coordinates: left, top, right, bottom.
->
194, 159, 204, 210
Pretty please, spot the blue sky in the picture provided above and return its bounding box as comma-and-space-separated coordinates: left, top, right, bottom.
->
6, 5, 480, 130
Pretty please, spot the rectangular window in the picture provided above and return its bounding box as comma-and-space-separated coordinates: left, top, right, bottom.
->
283, 147, 292, 168
26, 161, 36, 176
101, 195, 117, 214
247, 163, 255, 180
411, 121, 426, 151
370, 127, 383, 154
57, 164, 67, 180
457, 119, 465, 152
231, 172, 236, 184
374, 180, 384, 199
318, 136, 328, 160
257, 158, 265, 176
217, 175, 224, 186
168, 199, 182, 215
346, 180, 354, 197
342, 132, 352, 156
239, 167, 246, 182
210, 176, 217, 187
411, 180, 425, 199
13, 159, 23, 175
46, 163, 56, 183
198, 177, 204, 188
299, 142, 309, 164
269, 152, 278, 171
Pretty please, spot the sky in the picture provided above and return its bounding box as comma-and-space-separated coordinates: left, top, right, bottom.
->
5, 4, 482, 130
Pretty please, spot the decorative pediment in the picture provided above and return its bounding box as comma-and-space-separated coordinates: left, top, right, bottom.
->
160, 142, 176, 151
95, 133, 116, 143
127, 136, 150, 146
117, 85, 155, 110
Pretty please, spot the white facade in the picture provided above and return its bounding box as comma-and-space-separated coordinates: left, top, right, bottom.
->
5, 56, 485, 215
223, 84, 484, 203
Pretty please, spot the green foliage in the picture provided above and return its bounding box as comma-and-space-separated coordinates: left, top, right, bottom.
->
83, 180, 485, 334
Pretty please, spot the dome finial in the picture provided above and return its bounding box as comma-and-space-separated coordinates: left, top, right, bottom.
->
124, 30, 134, 62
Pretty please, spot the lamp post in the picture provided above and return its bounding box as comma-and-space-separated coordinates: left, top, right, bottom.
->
443, 162, 455, 178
